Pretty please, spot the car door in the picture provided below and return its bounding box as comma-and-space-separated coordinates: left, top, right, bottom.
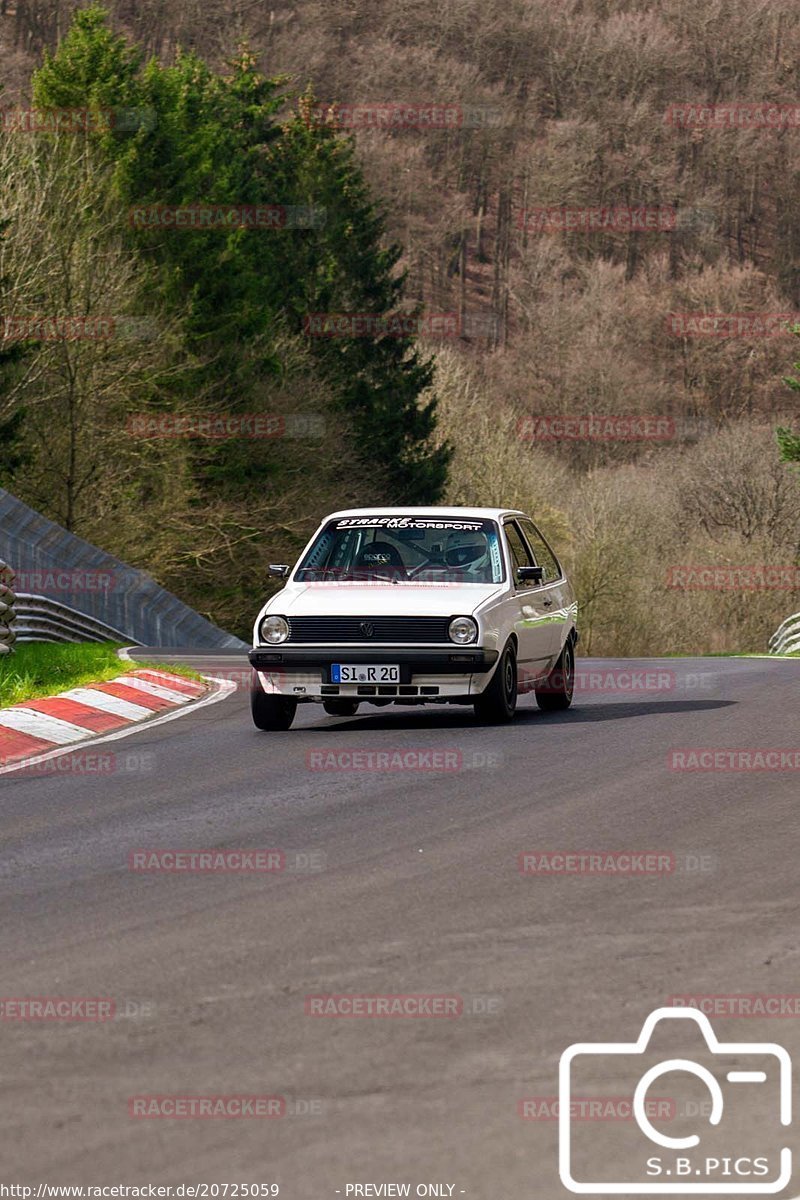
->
516, 516, 572, 661
501, 518, 554, 687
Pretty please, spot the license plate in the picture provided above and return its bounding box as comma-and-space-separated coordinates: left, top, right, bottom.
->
331, 664, 400, 684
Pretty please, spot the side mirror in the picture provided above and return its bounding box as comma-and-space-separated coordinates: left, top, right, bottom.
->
269, 563, 290, 578
517, 565, 545, 585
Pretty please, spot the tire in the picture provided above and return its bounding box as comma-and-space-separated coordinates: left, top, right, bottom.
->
535, 637, 575, 711
251, 685, 297, 731
322, 699, 360, 717
473, 641, 518, 724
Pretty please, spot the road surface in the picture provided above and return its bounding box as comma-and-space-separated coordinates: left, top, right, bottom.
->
1, 654, 798, 1194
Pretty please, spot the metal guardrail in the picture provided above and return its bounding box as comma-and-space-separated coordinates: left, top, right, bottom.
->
770, 612, 800, 656
12, 593, 136, 645
0, 489, 246, 649
0, 559, 16, 656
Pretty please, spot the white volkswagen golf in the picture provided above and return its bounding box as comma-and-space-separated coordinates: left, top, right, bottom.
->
248, 507, 578, 729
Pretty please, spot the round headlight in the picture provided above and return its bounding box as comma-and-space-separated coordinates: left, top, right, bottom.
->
448, 616, 478, 645
260, 614, 290, 644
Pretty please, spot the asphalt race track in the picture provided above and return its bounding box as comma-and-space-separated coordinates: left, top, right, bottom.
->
1, 653, 799, 1194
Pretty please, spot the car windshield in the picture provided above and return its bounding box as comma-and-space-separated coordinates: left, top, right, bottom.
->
294, 516, 505, 584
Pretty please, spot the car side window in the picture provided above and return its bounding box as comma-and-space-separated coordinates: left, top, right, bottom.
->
503, 520, 535, 587
518, 517, 562, 583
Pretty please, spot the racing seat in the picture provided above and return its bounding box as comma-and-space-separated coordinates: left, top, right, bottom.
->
354, 540, 407, 577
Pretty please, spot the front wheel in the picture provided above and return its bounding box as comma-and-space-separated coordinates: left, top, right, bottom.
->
251, 684, 297, 731
473, 641, 518, 724
535, 637, 575, 711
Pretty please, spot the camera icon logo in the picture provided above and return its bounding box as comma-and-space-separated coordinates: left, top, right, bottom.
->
559, 1006, 792, 1193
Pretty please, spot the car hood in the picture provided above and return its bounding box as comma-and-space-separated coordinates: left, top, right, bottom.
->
265, 581, 504, 619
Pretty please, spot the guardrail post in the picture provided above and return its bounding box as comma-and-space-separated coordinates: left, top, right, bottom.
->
0, 559, 16, 657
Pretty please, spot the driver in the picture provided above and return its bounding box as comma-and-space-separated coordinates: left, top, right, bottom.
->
444, 530, 491, 579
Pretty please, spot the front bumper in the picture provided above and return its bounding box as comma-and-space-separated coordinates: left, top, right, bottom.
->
248, 645, 499, 700
249, 646, 498, 678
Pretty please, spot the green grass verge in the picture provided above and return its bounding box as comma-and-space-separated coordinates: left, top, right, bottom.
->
0, 643, 203, 709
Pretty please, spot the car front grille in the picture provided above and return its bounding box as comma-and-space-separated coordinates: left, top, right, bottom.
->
286, 616, 451, 643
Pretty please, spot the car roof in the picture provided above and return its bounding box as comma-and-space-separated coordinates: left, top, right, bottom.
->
324, 506, 527, 521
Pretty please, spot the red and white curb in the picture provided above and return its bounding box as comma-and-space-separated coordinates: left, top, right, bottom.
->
0, 667, 234, 775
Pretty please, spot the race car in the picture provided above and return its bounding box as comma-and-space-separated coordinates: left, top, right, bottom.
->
248, 507, 578, 729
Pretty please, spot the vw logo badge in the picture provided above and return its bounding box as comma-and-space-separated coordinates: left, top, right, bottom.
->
360, 621, 375, 637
